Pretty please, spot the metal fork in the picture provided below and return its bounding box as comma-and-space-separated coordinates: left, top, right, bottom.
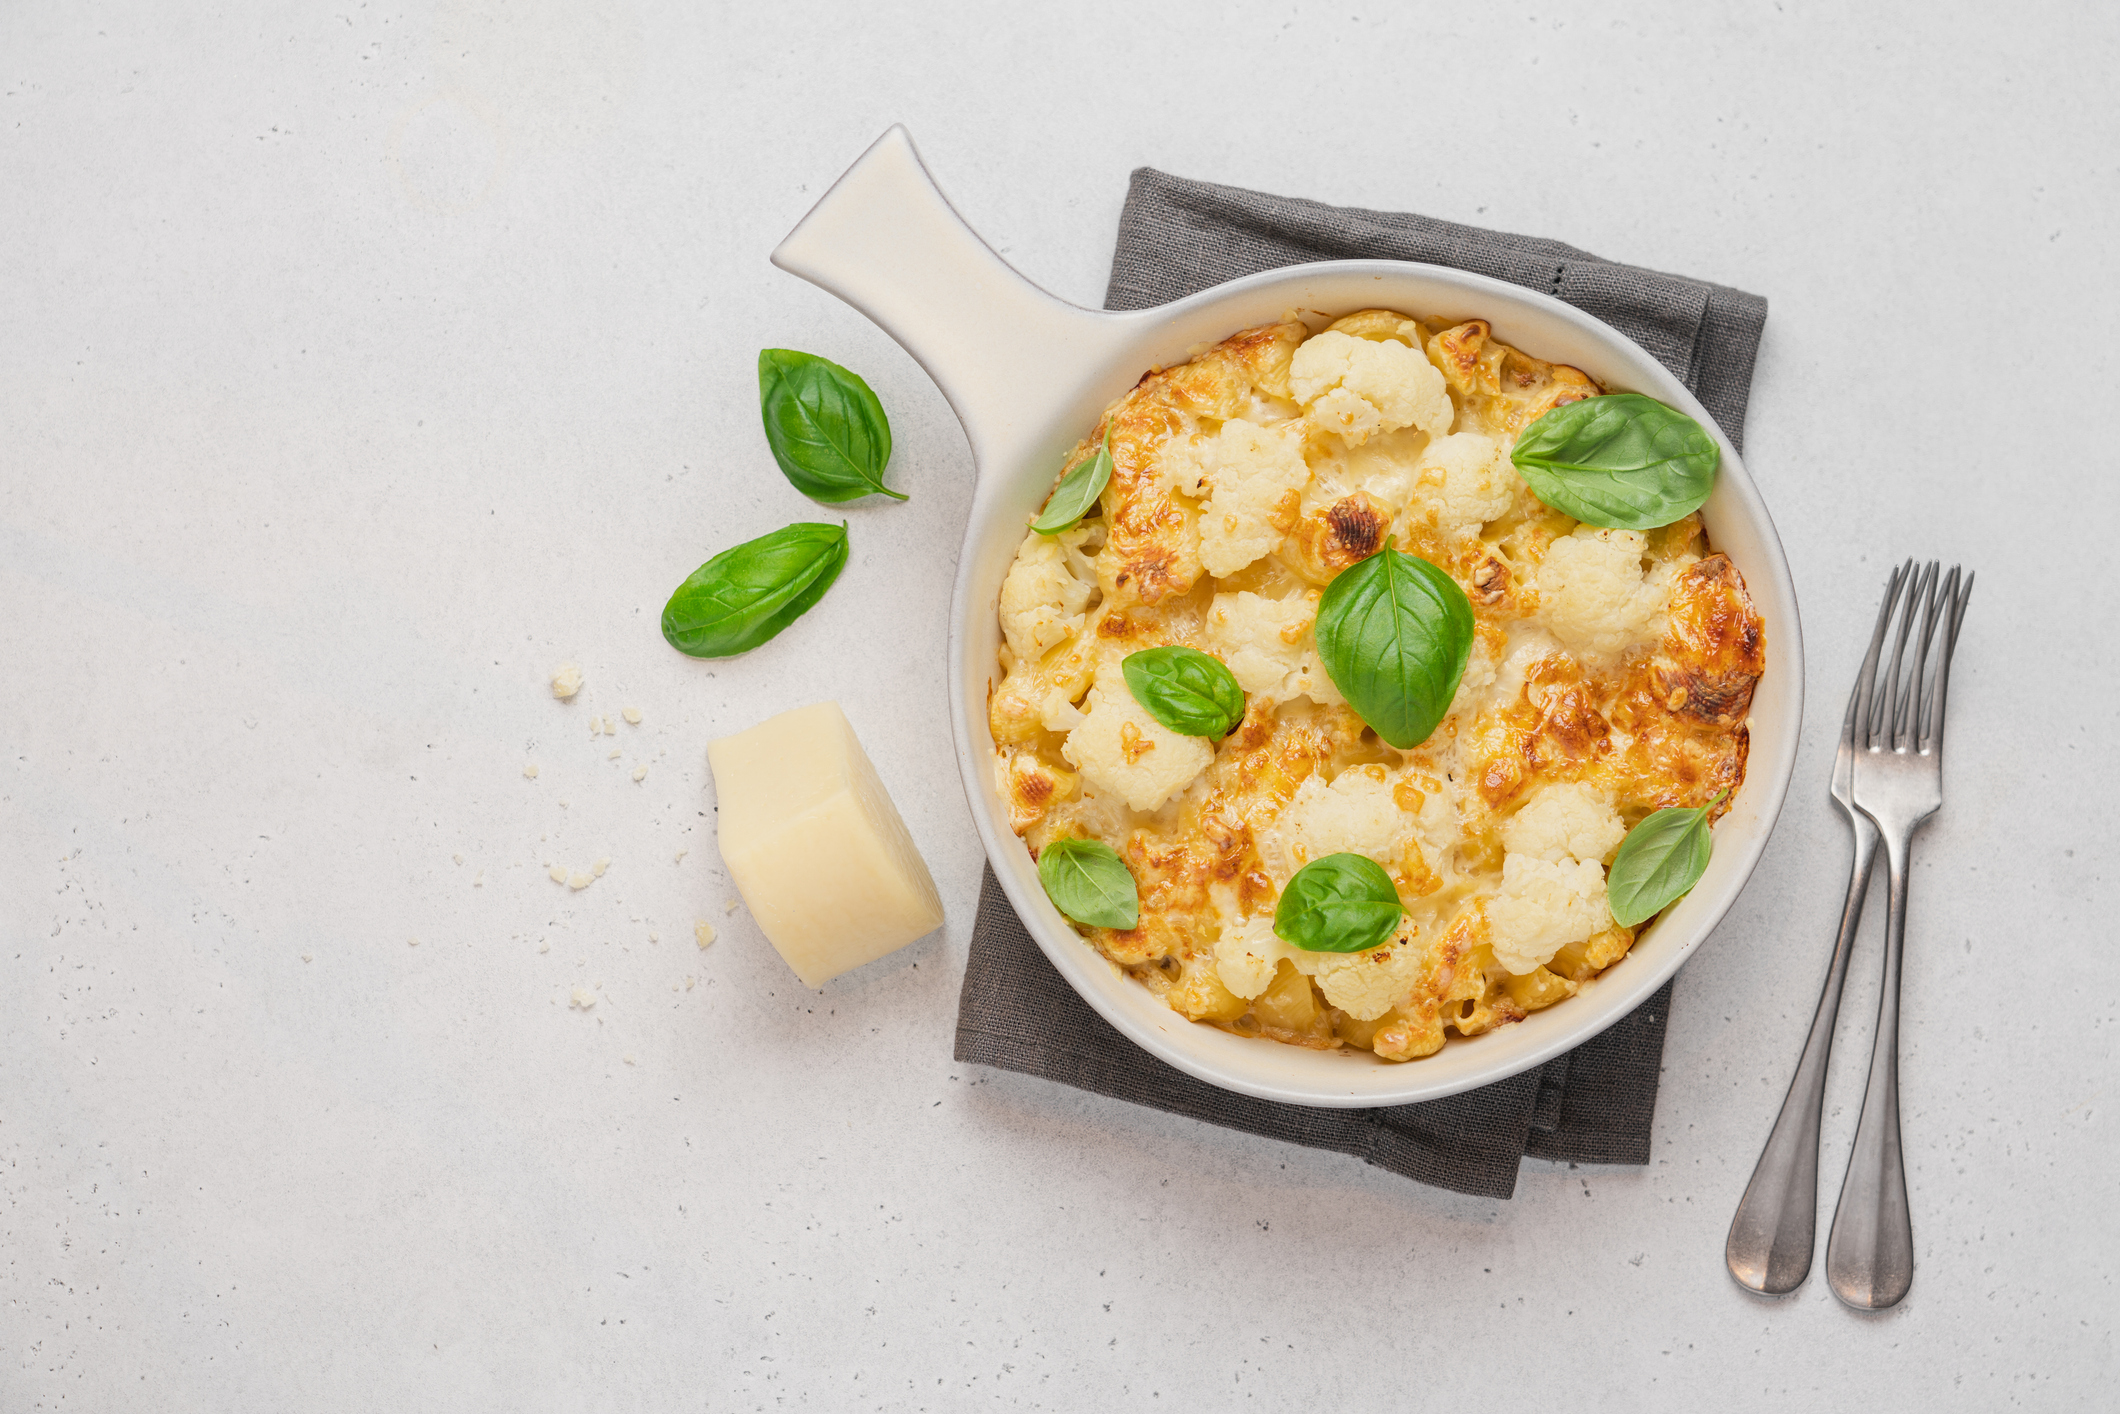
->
1822, 560, 1972, 1309
1725, 579, 1893, 1296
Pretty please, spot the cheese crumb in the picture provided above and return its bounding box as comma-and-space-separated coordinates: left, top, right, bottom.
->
473, 871, 484, 888
549, 865, 567, 884
724, 897, 739, 913
632, 766, 647, 782
623, 706, 642, 724
608, 749, 622, 761
695, 921, 716, 949
674, 848, 689, 863
623, 1054, 636, 1065
551, 663, 583, 699
592, 857, 610, 877
301, 953, 313, 963
408, 937, 420, 947
452, 853, 464, 865
523, 763, 540, 779
684, 975, 696, 991
568, 872, 592, 890
538, 941, 550, 954
569, 986, 596, 1009
649, 931, 659, 943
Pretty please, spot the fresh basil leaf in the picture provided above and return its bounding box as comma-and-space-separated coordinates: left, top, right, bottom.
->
1510, 392, 1717, 531
660, 522, 849, 659
1605, 790, 1727, 928
1030, 428, 1113, 534
1314, 546, 1474, 749
1038, 836, 1139, 930
1121, 646, 1246, 739
1274, 853, 1404, 953
758, 349, 904, 504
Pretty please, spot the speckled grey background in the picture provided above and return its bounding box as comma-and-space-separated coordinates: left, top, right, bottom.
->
4, 2, 2113, 1408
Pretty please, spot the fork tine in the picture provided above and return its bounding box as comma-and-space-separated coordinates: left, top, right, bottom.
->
1875, 561, 1927, 749
1903, 564, 1950, 751
1914, 566, 1960, 748
1924, 568, 1974, 751
1853, 562, 1910, 748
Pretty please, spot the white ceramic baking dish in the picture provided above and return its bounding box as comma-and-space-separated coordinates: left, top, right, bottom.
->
773, 127, 1802, 1108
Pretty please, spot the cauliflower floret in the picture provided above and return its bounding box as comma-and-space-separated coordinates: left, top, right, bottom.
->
1288, 330, 1452, 446
1201, 591, 1342, 706
1486, 854, 1612, 975
1501, 782, 1627, 865
1446, 629, 1502, 718
1535, 527, 1672, 661
1213, 917, 1287, 1000
1309, 937, 1426, 1021
1162, 419, 1312, 578
999, 530, 1096, 663
1264, 766, 1411, 878
1406, 432, 1515, 536
1061, 682, 1213, 812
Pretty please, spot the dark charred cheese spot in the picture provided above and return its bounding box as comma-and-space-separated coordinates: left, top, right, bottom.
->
1471, 555, 1510, 604
1119, 547, 1185, 604
1327, 497, 1387, 561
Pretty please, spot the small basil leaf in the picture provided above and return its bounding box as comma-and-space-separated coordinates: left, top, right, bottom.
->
1314, 546, 1474, 749
758, 349, 904, 504
660, 522, 849, 659
1038, 836, 1139, 931
1510, 392, 1717, 531
1274, 853, 1404, 953
1121, 646, 1246, 739
1030, 428, 1113, 534
1604, 791, 1726, 928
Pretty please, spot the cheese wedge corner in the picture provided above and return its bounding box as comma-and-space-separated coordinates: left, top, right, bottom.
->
706, 701, 944, 987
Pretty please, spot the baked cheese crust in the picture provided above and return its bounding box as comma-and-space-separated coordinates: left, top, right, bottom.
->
991, 311, 1763, 1061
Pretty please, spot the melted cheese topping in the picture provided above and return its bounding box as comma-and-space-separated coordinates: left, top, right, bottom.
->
992, 311, 1764, 1061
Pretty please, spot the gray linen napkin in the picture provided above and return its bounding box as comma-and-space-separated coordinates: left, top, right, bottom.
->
953, 168, 1768, 1200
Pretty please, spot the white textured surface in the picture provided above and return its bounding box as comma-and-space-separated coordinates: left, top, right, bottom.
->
4, 1, 2114, 1407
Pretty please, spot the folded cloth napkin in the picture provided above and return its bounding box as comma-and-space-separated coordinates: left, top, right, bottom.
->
953, 168, 1768, 1200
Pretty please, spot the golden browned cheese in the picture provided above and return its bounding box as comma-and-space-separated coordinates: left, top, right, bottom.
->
991, 310, 1763, 1061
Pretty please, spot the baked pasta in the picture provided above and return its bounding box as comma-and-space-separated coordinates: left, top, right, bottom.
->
991, 310, 1763, 1061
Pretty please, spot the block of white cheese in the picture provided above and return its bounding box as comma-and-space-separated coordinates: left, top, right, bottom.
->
707, 701, 945, 987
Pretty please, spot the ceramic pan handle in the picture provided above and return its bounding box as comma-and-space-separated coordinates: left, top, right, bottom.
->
771, 126, 1135, 477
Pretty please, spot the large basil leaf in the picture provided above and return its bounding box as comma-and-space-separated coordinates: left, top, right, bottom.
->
661, 522, 849, 659
1314, 547, 1474, 749
1273, 853, 1404, 953
1038, 836, 1139, 930
758, 349, 904, 504
1510, 392, 1717, 531
1122, 646, 1246, 739
1029, 428, 1113, 535
1604, 791, 1725, 927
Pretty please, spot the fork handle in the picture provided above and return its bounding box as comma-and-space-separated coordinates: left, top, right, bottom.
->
1825, 826, 1917, 1309
1725, 810, 1879, 1295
